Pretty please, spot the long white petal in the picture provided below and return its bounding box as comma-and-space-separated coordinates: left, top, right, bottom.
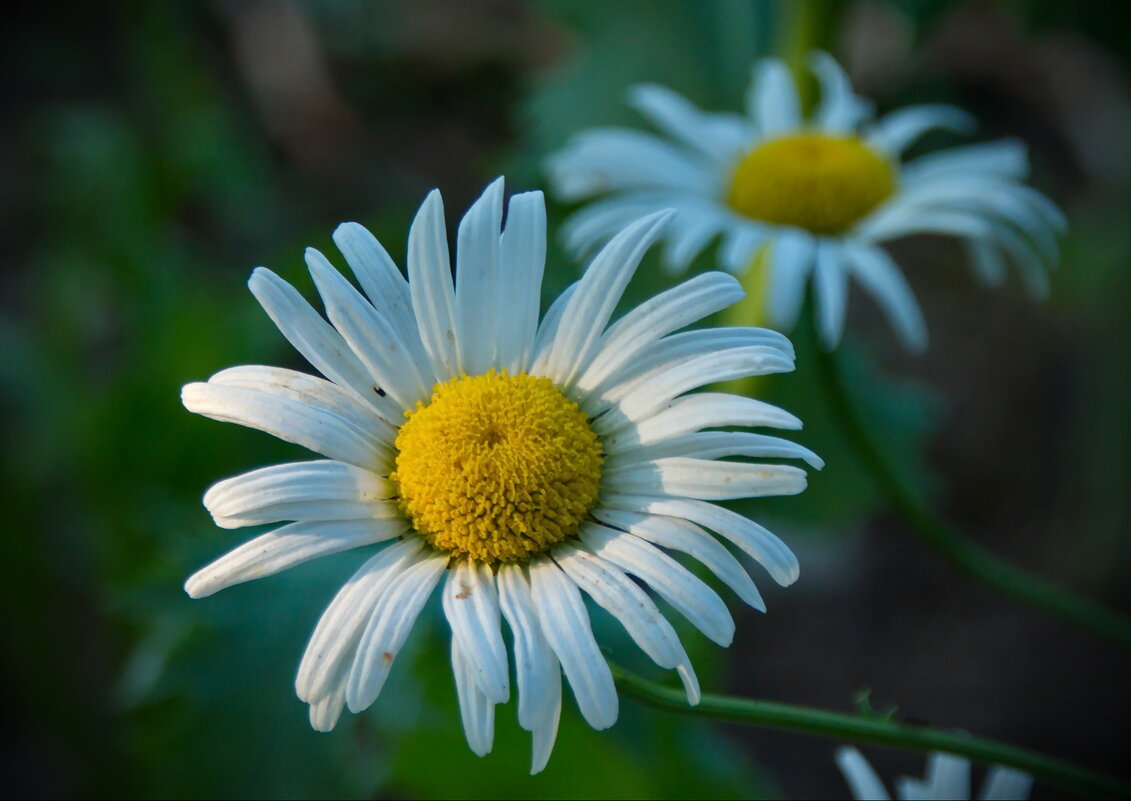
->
451, 638, 496, 757
181, 381, 389, 470
748, 58, 800, 136
185, 519, 406, 599
920, 752, 971, 800
442, 561, 510, 704
966, 237, 1008, 287
528, 282, 577, 376
901, 140, 1029, 184
455, 177, 505, 376
866, 104, 975, 155
345, 552, 448, 712
307, 247, 432, 409
408, 189, 461, 378
835, 747, 892, 801
813, 239, 849, 349
607, 430, 823, 470
528, 557, 618, 730
628, 83, 751, 161
591, 507, 765, 611
248, 268, 395, 416
308, 659, 349, 732
580, 522, 734, 647
601, 495, 799, 587
810, 51, 872, 133
603, 457, 808, 500
554, 543, 699, 704
295, 538, 423, 702
979, 766, 1033, 800
842, 242, 928, 352
767, 228, 817, 330
576, 272, 744, 393
544, 210, 675, 388
497, 191, 547, 373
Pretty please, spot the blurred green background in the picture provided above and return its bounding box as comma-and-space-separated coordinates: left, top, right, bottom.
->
3, 0, 1130, 797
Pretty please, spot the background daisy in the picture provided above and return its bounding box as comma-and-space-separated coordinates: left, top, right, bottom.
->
181, 179, 817, 773
546, 51, 1065, 351
836, 746, 1033, 800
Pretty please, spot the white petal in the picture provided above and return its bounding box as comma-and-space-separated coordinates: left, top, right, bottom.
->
528, 557, 618, 730
455, 177, 505, 376
591, 507, 765, 611
345, 551, 448, 712
528, 688, 562, 775
543, 210, 675, 387
866, 104, 975, 155
576, 272, 744, 393
248, 268, 397, 416
835, 747, 892, 801
295, 538, 423, 702
331, 222, 433, 384
580, 522, 733, 647
628, 83, 751, 161
546, 129, 716, 201
181, 380, 390, 470
857, 202, 994, 243
813, 239, 848, 349
767, 228, 817, 330
554, 543, 699, 704
601, 495, 798, 587
497, 191, 547, 373
442, 561, 510, 704
901, 140, 1029, 184
560, 191, 683, 258
603, 457, 808, 501
451, 638, 496, 757
810, 52, 872, 133
528, 282, 577, 376
203, 460, 395, 529
306, 247, 432, 409
978, 766, 1033, 800
661, 204, 725, 271
922, 752, 971, 800
308, 660, 349, 732
841, 242, 928, 352
993, 223, 1051, 298
748, 58, 800, 136
605, 392, 802, 451
185, 519, 406, 599
966, 237, 1008, 287
607, 430, 823, 470
720, 227, 769, 274
408, 190, 461, 378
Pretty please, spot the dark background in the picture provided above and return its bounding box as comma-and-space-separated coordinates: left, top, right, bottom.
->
2, 0, 1129, 797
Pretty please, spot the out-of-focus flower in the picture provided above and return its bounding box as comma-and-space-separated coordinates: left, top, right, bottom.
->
181, 179, 819, 773
836, 746, 1033, 800
546, 52, 1065, 351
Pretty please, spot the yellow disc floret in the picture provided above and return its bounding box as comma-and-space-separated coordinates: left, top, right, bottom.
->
391, 370, 604, 564
727, 133, 897, 234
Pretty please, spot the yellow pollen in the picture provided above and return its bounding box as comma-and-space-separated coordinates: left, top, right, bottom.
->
726, 133, 897, 234
391, 370, 604, 564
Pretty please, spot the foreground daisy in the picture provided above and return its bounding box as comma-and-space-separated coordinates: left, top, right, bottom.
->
182, 179, 819, 773
836, 747, 1033, 800
546, 52, 1065, 351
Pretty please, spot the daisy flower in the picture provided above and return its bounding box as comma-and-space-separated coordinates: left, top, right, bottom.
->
836, 747, 1033, 800
181, 179, 819, 773
545, 52, 1065, 351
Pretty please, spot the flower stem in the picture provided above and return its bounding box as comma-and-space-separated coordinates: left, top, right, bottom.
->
611, 665, 1131, 799
811, 327, 1131, 650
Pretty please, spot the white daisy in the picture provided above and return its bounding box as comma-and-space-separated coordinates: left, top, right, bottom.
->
182, 178, 820, 773
836, 747, 1033, 800
545, 52, 1065, 351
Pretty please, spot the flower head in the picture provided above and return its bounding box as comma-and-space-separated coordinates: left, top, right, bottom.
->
182, 179, 819, 773
836, 747, 1033, 800
546, 52, 1065, 351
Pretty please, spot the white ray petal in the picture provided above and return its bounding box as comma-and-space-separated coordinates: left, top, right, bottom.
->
606, 430, 823, 470
295, 538, 423, 702
408, 189, 461, 378
922, 752, 971, 800
528, 557, 618, 730
628, 83, 751, 160
603, 457, 808, 501
308, 659, 349, 732
580, 522, 734, 647
813, 238, 848, 349
767, 228, 817, 330
529, 282, 577, 376
842, 242, 928, 352
497, 191, 547, 373
979, 766, 1033, 800
451, 637, 496, 757
591, 507, 765, 611
748, 58, 800, 135
442, 561, 510, 704
901, 140, 1028, 184
185, 519, 406, 599
810, 51, 872, 133
455, 177, 505, 376
720, 227, 769, 275
345, 552, 448, 712
835, 747, 892, 800
554, 543, 699, 704
866, 104, 975, 155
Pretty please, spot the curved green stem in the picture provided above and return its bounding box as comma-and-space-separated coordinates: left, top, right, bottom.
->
812, 329, 1131, 650
612, 665, 1130, 799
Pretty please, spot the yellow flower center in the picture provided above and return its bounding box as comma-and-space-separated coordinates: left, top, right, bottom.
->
391, 370, 604, 564
726, 134, 897, 234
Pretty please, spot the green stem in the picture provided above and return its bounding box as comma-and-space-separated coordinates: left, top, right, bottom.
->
811, 326, 1131, 650
612, 665, 1131, 799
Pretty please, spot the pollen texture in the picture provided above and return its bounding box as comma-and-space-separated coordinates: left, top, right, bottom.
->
727, 133, 896, 234
391, 370, 604, 564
